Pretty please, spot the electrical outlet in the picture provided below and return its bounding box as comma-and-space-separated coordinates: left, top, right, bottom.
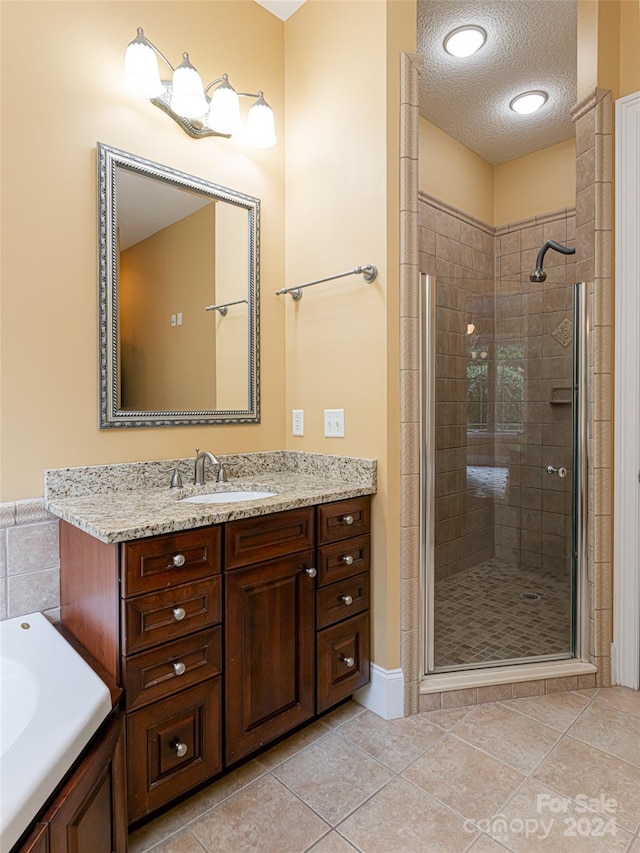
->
324, 409, 345, 438
292, 409, 304, 436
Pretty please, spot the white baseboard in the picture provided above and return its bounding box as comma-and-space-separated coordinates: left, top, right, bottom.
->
354, 664, 404, 719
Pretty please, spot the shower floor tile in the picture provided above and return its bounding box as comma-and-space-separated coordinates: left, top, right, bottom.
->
434, 557, 571, 669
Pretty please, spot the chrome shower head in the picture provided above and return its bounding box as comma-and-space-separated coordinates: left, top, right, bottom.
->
530, 240, 575, 282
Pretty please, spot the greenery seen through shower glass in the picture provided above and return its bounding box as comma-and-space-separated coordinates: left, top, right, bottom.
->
467, 343, 524, 432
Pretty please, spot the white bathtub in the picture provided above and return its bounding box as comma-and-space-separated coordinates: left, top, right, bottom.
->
0, 612, 112, 853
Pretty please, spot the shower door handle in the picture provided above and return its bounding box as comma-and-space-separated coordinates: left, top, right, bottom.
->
546, 465, 568, 478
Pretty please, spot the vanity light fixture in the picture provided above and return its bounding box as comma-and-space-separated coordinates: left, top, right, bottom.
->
122, 27, 276, 148
443, 25, 486, 58
510, 90, 548, 115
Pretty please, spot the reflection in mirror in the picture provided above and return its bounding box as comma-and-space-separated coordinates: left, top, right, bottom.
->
98, 143, 259, 427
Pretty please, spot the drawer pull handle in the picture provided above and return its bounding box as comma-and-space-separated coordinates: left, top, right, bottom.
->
342, 555, 354, 566
172, 554, 186, 568
173, 662, 186, 676
173, 607, 186, 621
341, 655, 355, 667
305, 567, 317, 578
342, 515, 354, 525
174, 741, 188, 758
341, 594, 353, 606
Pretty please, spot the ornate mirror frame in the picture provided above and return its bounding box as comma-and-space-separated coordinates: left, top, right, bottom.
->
97, 142, 260, 428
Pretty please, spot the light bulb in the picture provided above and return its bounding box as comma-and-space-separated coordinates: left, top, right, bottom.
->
246, 92, 276, 148
170, 53, 207, 119
206, 75, 240, 134
443, 26, 486, 58
510, 91, 548, 115
122, 27, 164, 98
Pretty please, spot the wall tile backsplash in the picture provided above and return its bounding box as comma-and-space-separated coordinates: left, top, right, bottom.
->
0, 499, 60, 621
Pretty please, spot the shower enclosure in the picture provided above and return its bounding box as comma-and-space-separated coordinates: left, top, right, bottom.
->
421, 274, 587, 672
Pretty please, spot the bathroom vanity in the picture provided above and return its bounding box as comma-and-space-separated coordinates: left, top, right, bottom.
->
48, 452, 375, 826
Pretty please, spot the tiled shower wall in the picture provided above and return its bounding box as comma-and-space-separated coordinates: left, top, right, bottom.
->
419, 192, 577, 580
419, 195, 496, 579
494, 212, 576, 575
0, 500, 61, 621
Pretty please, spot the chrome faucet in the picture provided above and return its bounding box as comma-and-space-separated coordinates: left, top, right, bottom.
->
194, 449, 220, 486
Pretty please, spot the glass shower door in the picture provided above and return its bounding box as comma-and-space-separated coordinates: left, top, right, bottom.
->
424, 275, 583, 672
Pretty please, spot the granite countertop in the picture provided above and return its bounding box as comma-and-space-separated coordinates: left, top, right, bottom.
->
44, 452, 376, 543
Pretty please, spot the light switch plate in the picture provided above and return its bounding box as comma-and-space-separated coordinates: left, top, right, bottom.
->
324, 409, 345, 437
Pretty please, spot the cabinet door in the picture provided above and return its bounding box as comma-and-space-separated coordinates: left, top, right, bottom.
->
47, 712, 126, 853
17, 823, 49, 853
225, 551, 315, 764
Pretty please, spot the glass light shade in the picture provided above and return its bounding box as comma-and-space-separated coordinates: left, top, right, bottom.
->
122, 29, 164, 97
206, 75, 240, 134
170, 53, 207, 119
510, 91, 547, 115
443, 26, 486, 58
246, 93, 276, 148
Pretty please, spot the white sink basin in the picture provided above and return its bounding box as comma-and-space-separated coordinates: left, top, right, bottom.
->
180, 490, 277, 505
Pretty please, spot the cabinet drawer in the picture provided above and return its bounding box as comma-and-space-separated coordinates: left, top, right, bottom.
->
123, 626, 222, 711
316, 612, 370, 713
225, 508, 314, 570
126, 678, 222, 823
121, 527, 221, 597
316, 572, 370, 630
317, 497, 370, 544
122, 577, 221, 655
317, 535, 370, 587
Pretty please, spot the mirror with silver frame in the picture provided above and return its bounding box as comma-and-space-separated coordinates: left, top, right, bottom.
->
98, 142, 260, 427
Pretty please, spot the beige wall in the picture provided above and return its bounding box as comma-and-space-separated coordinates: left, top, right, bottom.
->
419, 118, 494, 224
493, 139, 577, 226
578, 0, 640, 99
418, 121, 575, 228
0, 1, 286, 500
283, 0, 415, 668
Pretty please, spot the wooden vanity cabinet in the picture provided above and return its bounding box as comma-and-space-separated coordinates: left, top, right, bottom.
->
224, 508, 316, 765
59, 495, 371, 826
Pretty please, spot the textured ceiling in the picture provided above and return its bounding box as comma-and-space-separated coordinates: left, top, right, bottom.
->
417, 0, 577, 165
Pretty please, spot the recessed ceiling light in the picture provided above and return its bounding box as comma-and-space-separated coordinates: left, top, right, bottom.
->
443, 26, 486, 58
510, 90, 548, 115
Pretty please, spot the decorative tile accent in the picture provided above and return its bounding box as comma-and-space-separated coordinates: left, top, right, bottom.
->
0, 503, 16, 528
551, 317, 573, 347
15, 499, 55, 525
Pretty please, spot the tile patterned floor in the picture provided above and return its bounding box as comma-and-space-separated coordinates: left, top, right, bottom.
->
434, 558, 571, 669
129, 687, 640, 852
